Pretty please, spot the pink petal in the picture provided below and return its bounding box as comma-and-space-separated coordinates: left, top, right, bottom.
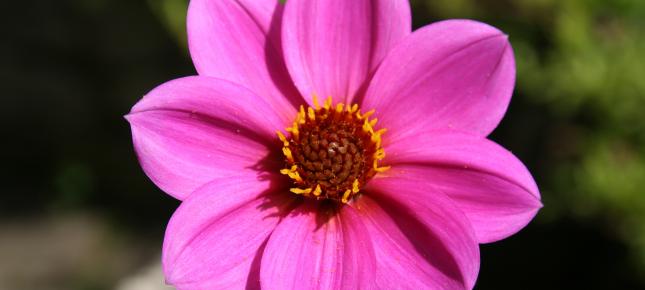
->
126, 76, 285, 200
364, 177, 480, 290
362, 20, 515, 142
260, 202, 375, 290
282, 0, 411, 105
162, 175, 292, 289
187, 0, 301, 122
351, 196, 464, 289
385, 130, 542, 243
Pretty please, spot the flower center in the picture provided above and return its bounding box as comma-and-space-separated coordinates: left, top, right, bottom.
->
278, 96, 389, 203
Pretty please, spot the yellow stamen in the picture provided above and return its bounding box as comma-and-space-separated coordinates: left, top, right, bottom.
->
374, 128, 387, 136
324, 97, 332, 110
341, 189, 352, 204
313, 184, 322, 196
362, 118, 374, 133
374, 148, 386, 160
277, 131, 289, 146
279, 167, 291, 175
286, 121, 299, 138
290, 187, 312, 195
352, 179, 360, 193
313, 95, 321, 110
358, 109, 375, 120
289, 171, 303, 182
282, 147, 293, 162
347, 103, 359, 113
335, 103, 344, 113
371, 128, 385, 148
374, 164, 391, 172
298, 106, 306, 124
281, 165, 303, 182
307, 107, 316, 121
371, 131, 382, 143
280, 165, 298, 175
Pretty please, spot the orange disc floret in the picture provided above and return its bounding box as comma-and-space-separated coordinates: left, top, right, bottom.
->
278, 96, 389, 203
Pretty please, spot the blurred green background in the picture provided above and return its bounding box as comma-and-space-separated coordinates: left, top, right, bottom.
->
2, 0, 644, 289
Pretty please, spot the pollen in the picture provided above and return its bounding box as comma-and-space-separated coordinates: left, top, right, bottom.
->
278, 97, 389, 203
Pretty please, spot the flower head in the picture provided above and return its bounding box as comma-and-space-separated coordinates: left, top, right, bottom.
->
126, 0, 542, 289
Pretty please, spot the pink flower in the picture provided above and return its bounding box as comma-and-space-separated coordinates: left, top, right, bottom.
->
126, 0, 542, 289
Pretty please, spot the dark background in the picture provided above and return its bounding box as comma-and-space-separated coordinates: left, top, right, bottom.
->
2, 0, 644, 289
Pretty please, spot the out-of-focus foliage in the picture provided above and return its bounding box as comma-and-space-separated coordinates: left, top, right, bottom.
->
147, 0, 188, 49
